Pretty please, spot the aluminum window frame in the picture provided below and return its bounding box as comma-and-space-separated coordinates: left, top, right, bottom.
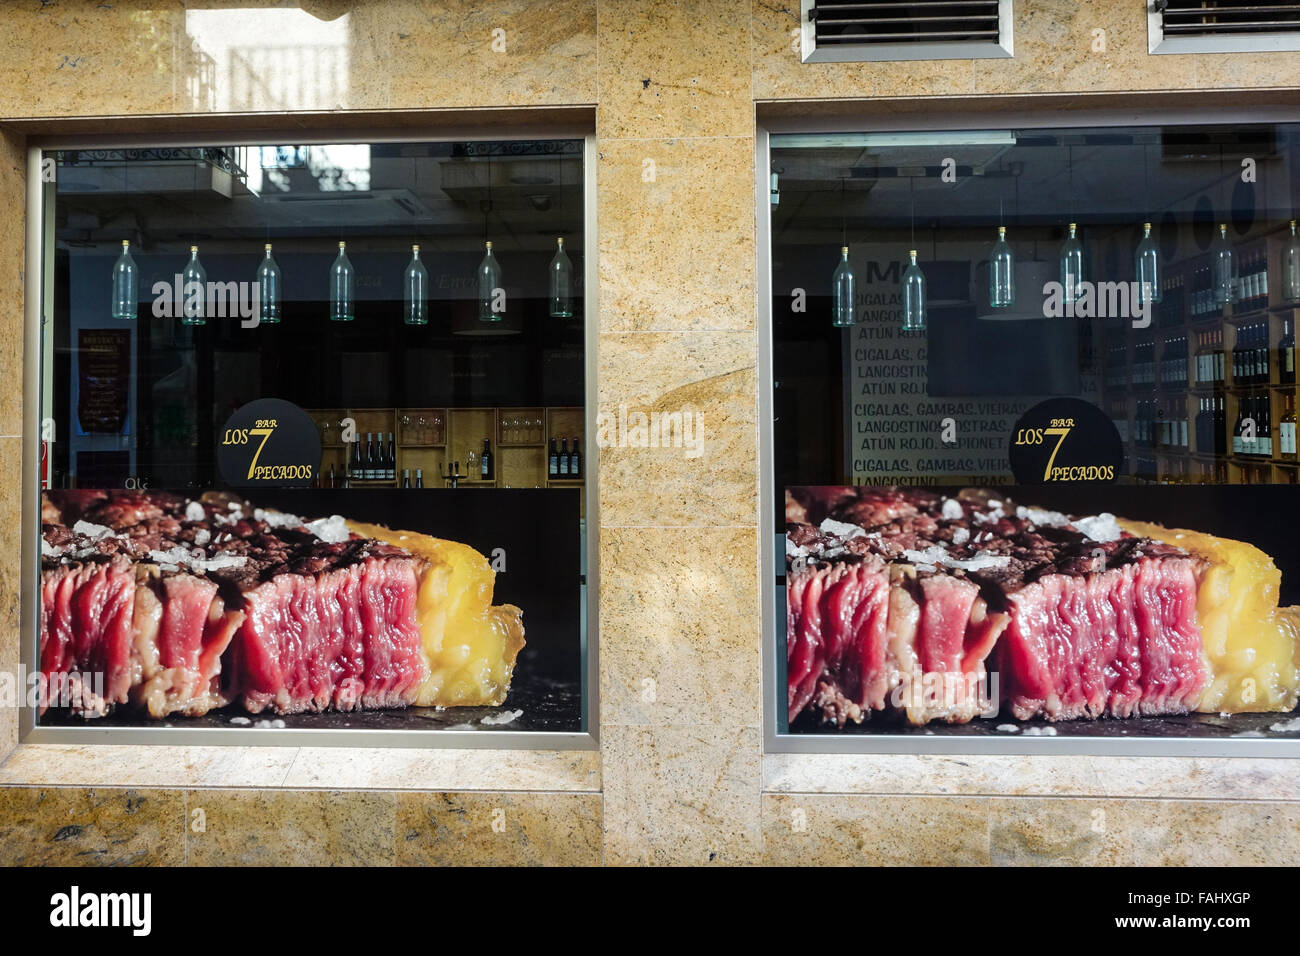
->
1148, 0, 1300, 54
20, 123, 600, 751
758, 104, 1300, 756
799, 0, 1014, 63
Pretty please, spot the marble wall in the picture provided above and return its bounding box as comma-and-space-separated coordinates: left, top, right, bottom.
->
1, 0, 1298, 866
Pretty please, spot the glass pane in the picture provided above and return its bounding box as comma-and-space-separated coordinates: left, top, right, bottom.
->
771, 123, 1300, 740
38, 138, 587, 736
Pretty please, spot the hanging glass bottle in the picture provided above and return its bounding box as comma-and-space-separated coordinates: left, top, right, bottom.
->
1212, 223, 1236, 306
181, 245, 207, 326
901, 249, 926, 332
478, 240, 503, 322
330, 240, 354, 322
256, 243, 281, 324
1284, 219, 1300, 302
1135, 221, 1163, 308
403, 244, 428, 326
831, 246, 855, 328
990, 226, 1014, 308
110, 239, 138, 320
1059, 223, 1084, 304
549, 237, 574, 318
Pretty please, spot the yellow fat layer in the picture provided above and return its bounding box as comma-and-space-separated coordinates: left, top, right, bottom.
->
345, 521, 526, 708
1117, 519, 1300, 713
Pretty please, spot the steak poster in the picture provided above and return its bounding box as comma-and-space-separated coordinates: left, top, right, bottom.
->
784, 485, 1300, 732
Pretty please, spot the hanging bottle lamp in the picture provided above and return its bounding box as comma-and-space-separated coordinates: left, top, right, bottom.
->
181, 244, 207, 326
110, 239, 137, 320
1135, 222, 1162, 309
330, 240, 354, 322
549, 237, 574, 318
1059, 223, 1083, 304
478, 240, 503, 322
404, 244, 428, 325
990, 225, 1015, 309
1284, 219, 1300, 302
256, 243, 281, 324
1212, 223, 1236, 306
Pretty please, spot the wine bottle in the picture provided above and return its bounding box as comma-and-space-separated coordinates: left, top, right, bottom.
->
559, 438, 570, 476
1281, 317, 1296, 386
481, 438, 493, 480
415, 468, 424, 489
327, 463, 335, 489
1286, 220, 1300, 302
402, 468, 411, 488
1282, 394, 1297, 461
548, 438, 558, 478
570, 438, 582, 478
111, 239, 138, 320
387, 432, 396, 480
363, 432, 374, 480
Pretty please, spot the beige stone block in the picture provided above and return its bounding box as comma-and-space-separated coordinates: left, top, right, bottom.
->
597, 137, 755, 332
396, 791, 602, 865
0, 786, 184, 865
183, 789, 395, 865
0, 1, 180, 118
762, 793, 992, 865
596, 0, 752, 139
0, 134, 24, 441
599, 526, 759, 726
0, 437, 20, 762
596, 331, 757, 527
602, 723, 761, 865
990, 797, 1300, 865
387, 0, 597, 109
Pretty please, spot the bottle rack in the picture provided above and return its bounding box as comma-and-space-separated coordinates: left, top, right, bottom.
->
306, 405, 587, 503
1101, 224, 1300, 485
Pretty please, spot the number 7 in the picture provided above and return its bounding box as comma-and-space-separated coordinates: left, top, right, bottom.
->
1043, 427, 1070, 481
246, 427, 274, 480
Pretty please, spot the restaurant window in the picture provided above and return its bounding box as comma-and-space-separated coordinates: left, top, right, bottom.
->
28, 135, 594, 747
765, 120, 1300, 752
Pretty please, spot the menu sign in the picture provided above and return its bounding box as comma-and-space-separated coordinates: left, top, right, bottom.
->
76, 329, 129, 433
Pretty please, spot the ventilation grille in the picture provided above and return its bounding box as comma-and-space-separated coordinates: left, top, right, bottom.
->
1150, 0, 1300, 51
1157, 0, 1300, 37
801, 0, 1012, 62
809, 1, 1002, 45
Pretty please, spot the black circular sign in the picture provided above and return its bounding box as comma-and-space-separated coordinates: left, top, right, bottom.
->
217, 398, 320, 488
1008, 398, 1121, 485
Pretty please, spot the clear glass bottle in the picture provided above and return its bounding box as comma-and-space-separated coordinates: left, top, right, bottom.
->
1059, 222, 1084, 304
403, 243, 428, 326
111, 239, 138, 320
831, 246, 854, 328
1284, 219, 1300, 302
256, 243, 281, 324
181, 245, 207, 326
478, 240, 503, 322
549, 237, 573, 318
1135, 221, 1163, 308
330, 240, 354, 322
901, 249, 926, 332
1212, 223, 1236, 306
990, 226, 1014, 309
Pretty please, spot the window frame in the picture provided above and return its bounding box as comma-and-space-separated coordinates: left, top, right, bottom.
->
20, 125, 600, 751
758, 104, 1300, 756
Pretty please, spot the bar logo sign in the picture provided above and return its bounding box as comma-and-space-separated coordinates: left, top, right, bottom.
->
218, 398, 320, 488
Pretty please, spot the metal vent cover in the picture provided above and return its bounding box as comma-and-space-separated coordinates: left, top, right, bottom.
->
1150, 0, 1300, 53
799, 0, 1014, 62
